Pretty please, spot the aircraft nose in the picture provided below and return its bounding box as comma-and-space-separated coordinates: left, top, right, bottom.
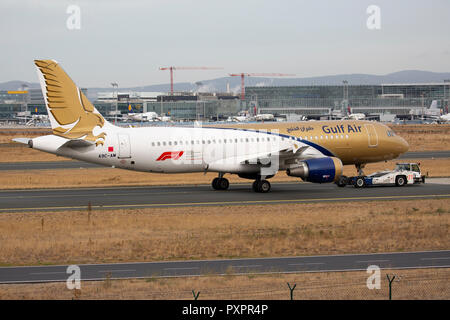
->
396, 136, 409, 154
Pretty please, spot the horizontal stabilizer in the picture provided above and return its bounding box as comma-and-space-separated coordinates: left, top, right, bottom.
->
59, 139, 95, 149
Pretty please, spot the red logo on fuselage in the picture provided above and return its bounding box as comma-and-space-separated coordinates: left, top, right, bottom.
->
156, 151, 184, 161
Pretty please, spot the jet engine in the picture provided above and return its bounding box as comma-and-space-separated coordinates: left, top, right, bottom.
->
286, 157, 343, 183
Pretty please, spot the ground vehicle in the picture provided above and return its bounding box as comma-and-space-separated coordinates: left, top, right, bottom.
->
336, 163, 425, 188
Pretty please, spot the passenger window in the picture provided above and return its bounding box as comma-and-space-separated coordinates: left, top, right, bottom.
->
157, 142, 161, 146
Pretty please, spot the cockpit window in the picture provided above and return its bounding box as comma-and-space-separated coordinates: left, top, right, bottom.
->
386, 130, 396, 137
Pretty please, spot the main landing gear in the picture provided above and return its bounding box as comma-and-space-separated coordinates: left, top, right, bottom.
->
252, 179, 271, 193
211, 174, 271, 193
212, 174, 229, 191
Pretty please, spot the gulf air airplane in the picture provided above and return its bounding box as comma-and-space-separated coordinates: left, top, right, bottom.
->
14, 60, 409, 193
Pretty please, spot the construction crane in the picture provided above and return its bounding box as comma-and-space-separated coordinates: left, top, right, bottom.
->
229, 73, 295, 100
159, 66, 223, 95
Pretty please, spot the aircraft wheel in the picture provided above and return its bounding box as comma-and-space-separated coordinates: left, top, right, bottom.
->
252, 181, 258, 192
336, 175, 348, 187
217, 178, 229, 190
255, 180, 271, 193
212, 177, 229, 190
212, 178, 220, 190
354, 177, 365, 188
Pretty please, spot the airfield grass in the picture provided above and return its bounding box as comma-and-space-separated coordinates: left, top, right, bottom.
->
0, 199, 448, 267
0, 124, 449, 163
0, 267, 448, 300
388, 124, 450, 151
0, 158, 447, 189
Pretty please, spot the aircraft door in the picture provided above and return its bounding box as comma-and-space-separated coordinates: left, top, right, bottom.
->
118, 134, 131, 158
364, 124, 378, 147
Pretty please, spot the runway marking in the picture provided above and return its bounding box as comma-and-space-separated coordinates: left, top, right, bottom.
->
163, 267, 199, 271
0, 191, 190, 200
29, 272, 67, 275
98, 269, 136, 273
355, 259, 390, 263
231, 265, 262, 268
289, 263, 325, 266
421, 257, 450, 261
0, 194, 449, 212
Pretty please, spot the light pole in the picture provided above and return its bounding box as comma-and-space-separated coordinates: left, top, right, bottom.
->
111, 82, 118, 124
342, 80, 348, 115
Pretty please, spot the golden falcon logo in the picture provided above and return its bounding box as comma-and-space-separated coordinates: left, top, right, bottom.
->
35, 60, 106, 146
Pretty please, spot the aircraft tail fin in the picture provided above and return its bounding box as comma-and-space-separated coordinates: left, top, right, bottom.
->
34, 59, 108, 146
429, 100, 438, 109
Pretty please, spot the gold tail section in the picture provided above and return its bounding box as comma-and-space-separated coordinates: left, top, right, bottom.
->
34, 59, 107, 146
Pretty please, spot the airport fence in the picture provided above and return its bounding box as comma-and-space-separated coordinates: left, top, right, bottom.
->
65, 267, 450, 300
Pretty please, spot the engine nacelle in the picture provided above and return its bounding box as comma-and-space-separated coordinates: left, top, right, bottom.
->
286, 157, 343, 183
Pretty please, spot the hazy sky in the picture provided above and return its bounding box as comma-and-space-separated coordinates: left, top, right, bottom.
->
1, 0, 449, 87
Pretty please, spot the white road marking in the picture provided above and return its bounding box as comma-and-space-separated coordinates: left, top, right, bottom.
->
288, 263, 326, 266
98, 269, 136, 273
29, 272, 67, 275
231, 265, 262, 268
164, 267, 199, 271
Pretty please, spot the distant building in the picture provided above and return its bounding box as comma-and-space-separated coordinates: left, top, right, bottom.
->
245, 82, 450, 118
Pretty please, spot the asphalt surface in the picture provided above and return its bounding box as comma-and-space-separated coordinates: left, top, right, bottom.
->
0, 151, 449, 171
0, 250, 448, 284
0, 180, 449, 212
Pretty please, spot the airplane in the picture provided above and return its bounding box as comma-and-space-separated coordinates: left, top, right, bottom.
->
410, 100, 442, 121
13, 59, 409, 193
344, 113, 366, 121
254, 113, 275, 121
124, 112, 159, 122
440, 112, 450, 122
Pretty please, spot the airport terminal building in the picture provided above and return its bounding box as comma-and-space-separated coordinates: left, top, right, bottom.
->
245, 82, 450, 119
1, 81, 449, 122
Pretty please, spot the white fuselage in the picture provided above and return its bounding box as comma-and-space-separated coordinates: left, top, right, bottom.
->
31, 124, 297, 175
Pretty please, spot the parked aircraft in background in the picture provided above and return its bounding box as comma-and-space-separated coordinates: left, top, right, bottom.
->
254, 113, 275, 121
14, 59, 409, 193
124, 112, 171, 122
440, 112, 450, 122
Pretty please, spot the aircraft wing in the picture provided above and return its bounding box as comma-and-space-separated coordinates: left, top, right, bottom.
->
207, 140, 327, 173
